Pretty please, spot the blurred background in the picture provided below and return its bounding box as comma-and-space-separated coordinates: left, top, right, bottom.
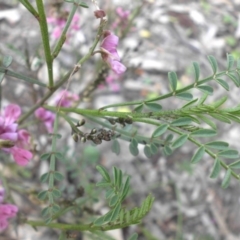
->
0, 0, 240, 239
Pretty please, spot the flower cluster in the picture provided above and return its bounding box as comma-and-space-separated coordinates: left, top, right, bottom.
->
112, 7, 130, 31
100, 31, 126, 75
0, 185, 18, 232
47, 13, 80, 40
35, 90, 79, 133
0, 104, 32, 166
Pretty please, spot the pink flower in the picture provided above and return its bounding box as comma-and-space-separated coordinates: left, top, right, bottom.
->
0, 104, 32, 166
55, 90, 79, 107
35, 107, 55, 133
0, 183, 18, 232
47, 12, 80, 40
0, 204, 18, 232
116, 7, 130, 19
100, 31, 126, 75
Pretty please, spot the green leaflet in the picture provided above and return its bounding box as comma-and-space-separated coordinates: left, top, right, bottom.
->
168, 71, 178, 91
218, 149, 239, 159
227, 54, 235, 70
210, 158, 221, 178
145, 102, 162, 111
205, 141, 229, 150
197, 85, 213, 95
192, 61, 200, 82
2, 55, 13, 68
112, 139, 121, 155
191, 129, 217, 137
221, 168, 231, 189
172, 134, 188, 149
151, 124, 168, 138
215, 78, 229, 91
176, 92, 193, 101
229, 160, 240, 169
171, 117, 192, 126
208, 55, 218, 74
191, 146, 205, 164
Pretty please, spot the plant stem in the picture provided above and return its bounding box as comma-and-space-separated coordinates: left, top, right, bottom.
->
52, 4, 78, 59
36, 0, 54, 88
19, 0, 39, 18
100, 70, 232, 109
0, 67, 47, 87
18, 18, 105, 124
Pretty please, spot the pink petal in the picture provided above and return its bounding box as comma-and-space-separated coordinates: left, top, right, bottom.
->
4, 123, 18, 133
109, 59, 126, 75
0, 217, 8, 232
4, 104, 21, 125
0, 204, 18, 218
0, 132, 18, 142
11, 147, 32, 166
17, 129, 30, 142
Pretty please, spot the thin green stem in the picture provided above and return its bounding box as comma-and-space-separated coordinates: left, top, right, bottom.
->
134, 118, 240, 180
0, 67, 47, 87
100, 70, 233, 109
52, 4, 78, 59
19, 0, 39, 18
18, 18, 105, 124
36, 0, 54, 88
26, 219, 138, 231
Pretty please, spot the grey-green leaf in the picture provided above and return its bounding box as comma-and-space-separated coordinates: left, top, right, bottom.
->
54, 172, 64, 181
3, 55, 13, 68
133, 104, 144, 113
96, 165, 111, 182
168, 71, 178, 91
110, 203, 121, 222
229, 160, 240, 169
163, 145, 172, 156
216, 78, 229, 91
172, 134, 188, 149
152, 124, 168, 138
131, 138, 138, 148
40, 153, 51, 161
208, 55, 218, 74
193, 62, 200, 82
191, 146, 205, 164
218, 149, 239, 159
191, 129, 217, 137
221, 168, 231, 189
205, 141, 229, 150
40, 172, 49, 183
176, 92, 193, 101
128, 233, 138, 240
112, 139, 120, 155
38, 190, 48, 200
109, 195, 119, 207
227, 73, 240, 87
150, 143, 158, 154
145, 102, 162, 111
171, 117, 192, 126
197, 85, 213, 95
129, 143, 139, 156
144, 145, 152, 158
210, 158, 221, 178
227, 54, 235, 70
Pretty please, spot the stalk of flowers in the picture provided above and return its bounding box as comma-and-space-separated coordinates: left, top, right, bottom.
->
0, 184, 18, 232
0, 104, 32, 166
99, 30, 127, 75
35, 90, 79, 133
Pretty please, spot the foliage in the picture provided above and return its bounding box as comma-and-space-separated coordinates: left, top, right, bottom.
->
1, 0, 240, 239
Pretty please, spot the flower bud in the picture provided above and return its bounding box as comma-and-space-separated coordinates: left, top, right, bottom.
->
94, 9, 106, 19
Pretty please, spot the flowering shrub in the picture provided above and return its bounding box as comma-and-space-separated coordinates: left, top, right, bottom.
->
0, 1, 240, 239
